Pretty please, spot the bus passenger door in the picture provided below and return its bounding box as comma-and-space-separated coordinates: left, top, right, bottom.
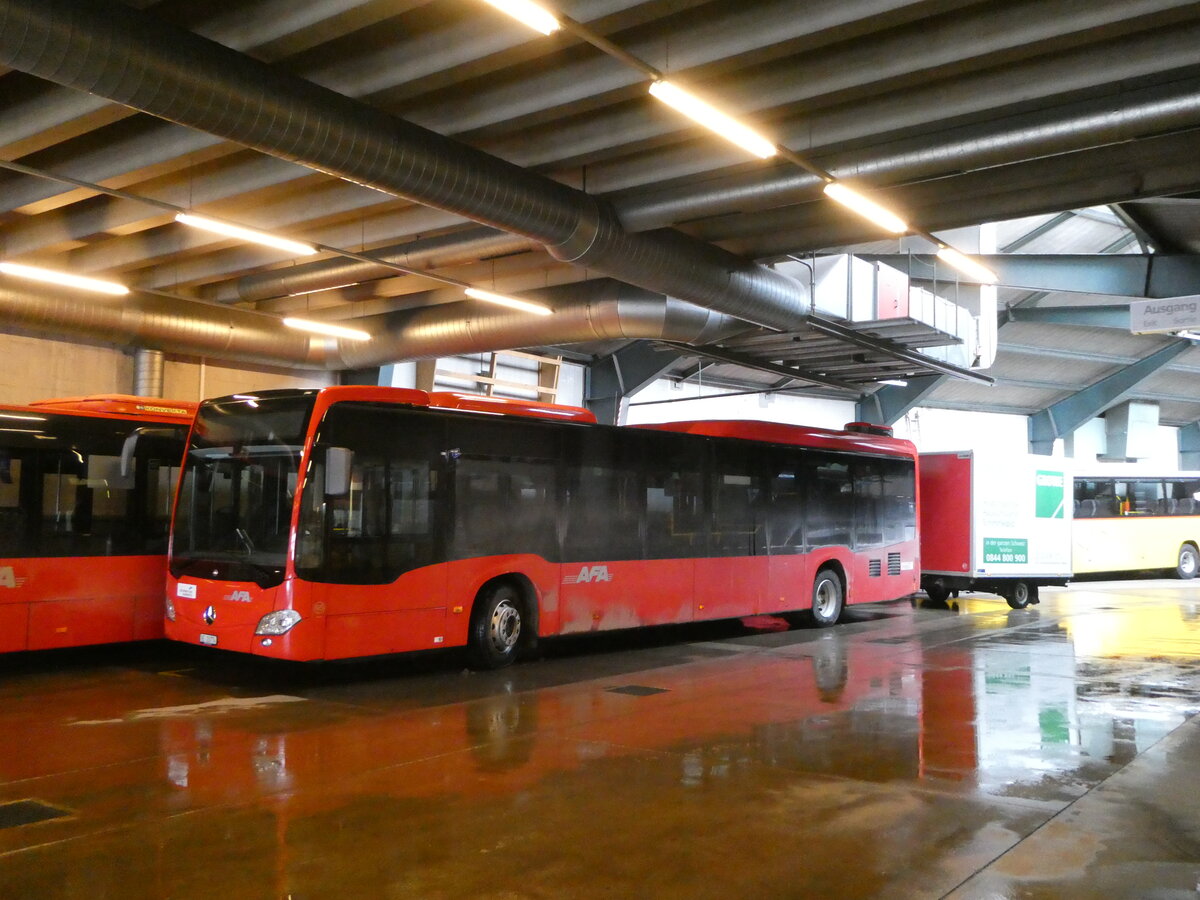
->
765, 454, 811, 613
695, 445, 769, 619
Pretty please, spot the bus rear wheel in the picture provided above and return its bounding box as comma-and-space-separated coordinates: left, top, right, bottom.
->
811, 569, 844, 627
1176, 544, 1199, 580
467, 582, 524, 669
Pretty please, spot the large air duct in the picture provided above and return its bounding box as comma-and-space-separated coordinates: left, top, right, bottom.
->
0, 0, 810, 333
0, 278, 740, 370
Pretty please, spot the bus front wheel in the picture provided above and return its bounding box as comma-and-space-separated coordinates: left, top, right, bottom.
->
811, 569, 844, 627
467, 582, 524, 669
1176, 544, 1199, 580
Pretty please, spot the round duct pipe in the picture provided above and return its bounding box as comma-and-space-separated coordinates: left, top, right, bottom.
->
132, 348, 164, 397
0, 277, 740, 371
0, 0, 809, 333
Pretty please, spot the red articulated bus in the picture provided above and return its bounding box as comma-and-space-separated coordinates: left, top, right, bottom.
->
165, 387, 919, 667
0, 394, 196, 652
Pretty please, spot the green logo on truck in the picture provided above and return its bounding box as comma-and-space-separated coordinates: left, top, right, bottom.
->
1035, 471, 1065, 519
983, 537, 1029, 565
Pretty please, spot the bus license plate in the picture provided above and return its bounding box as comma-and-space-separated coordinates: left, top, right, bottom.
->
199, 634, 218, 646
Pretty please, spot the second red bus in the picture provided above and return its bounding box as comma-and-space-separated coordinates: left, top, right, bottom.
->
165, 387, 918, 667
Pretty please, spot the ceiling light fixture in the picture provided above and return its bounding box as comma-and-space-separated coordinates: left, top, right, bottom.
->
0, 261, 129, 296
479, 0, 560, 35
822, 183, 908, 235
936, 246, 999, 284
648, 80, 777, 159
176, 213, 317, 256
465, 287, 554, 316
878, 379, 909, 387
283, 317, 371, 341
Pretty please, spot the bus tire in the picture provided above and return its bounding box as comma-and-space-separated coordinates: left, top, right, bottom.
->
1176, 543, 1199, 580
1004, 581, 1036, 610
467, 581, 524, 670
811, 568, 844, 627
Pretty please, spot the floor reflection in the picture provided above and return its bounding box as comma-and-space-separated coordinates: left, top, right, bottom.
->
3, 582, 1200, 897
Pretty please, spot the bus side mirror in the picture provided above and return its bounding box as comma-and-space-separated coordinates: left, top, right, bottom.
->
325, 447, 353, 496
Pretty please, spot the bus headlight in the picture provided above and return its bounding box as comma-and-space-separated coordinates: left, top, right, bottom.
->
255, 610, 302, 635
165, 595, 176, 622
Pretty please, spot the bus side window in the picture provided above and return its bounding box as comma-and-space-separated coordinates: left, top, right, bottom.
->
709, 445, 767, 557
643, 433, 703, 560
0, 453, 29, 555
805, 456, 852, 547
1125, 480, 1163, 516
767, 452, 804, 555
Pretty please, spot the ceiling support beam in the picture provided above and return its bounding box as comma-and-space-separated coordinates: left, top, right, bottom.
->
586, 341, 680, 426
1179, 422, 1200, 470
1003, 305, 1131, 329
865, 254, 1200, 298
1028, 340, 1192, 455
855, 375, 946, 427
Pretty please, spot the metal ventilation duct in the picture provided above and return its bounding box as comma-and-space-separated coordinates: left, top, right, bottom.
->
0, 0, 810, 333
0, 278, 740, 370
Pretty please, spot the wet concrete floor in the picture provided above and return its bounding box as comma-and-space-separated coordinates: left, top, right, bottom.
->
2, 580, 1200, 898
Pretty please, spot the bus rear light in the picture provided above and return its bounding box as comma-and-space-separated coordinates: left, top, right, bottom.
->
165, 595, 176, 622
256, 610, 301, 635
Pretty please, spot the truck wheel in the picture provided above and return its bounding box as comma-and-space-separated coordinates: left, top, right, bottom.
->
924, 580, 951, 605
811, 569, 844, 627
1176, 543, 1198, 580
1004, 581, 1037, 610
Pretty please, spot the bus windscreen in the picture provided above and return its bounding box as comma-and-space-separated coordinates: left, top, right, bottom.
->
171, 394, 315, 587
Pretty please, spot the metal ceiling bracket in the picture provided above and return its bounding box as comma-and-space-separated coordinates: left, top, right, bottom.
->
1028, 339, 1193, 455
855, 375, 946, 427
659, 342, 861, 392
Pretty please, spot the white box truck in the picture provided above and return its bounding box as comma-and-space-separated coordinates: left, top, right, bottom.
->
919, 451, 1072, 608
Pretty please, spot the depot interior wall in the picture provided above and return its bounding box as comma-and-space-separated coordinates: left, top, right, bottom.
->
162, 358, 333, 400
0, 332, 331, 404
0, 333, 135, 404
625, 380, 856, 430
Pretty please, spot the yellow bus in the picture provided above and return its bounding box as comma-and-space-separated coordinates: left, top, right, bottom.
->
1073, 473, 1200, 579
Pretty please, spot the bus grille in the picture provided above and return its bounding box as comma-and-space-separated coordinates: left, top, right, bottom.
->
868, 559, 882, 577
888, 552, 902, 575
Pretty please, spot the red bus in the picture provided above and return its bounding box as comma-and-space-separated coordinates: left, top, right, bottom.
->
164, 387, 919, 667
0, 394, 196, 652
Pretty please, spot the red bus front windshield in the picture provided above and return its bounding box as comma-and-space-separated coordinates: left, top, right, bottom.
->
170, 393, 316, 587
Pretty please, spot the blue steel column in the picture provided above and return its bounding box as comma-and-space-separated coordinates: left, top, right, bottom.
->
855, 375, 945, 426
1179, 421, 1200, 469
1028, 340, 1192, 455
586, 342, 680, 426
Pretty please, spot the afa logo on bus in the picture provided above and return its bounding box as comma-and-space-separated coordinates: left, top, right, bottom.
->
563, 565, 613, 584
0, 566, 27, 588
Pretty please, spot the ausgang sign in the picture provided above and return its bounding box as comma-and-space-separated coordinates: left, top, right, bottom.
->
1130, 296, 1200, 334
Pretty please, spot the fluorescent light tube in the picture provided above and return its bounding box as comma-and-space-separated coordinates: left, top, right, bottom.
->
936, 246, 998, 284
0, 262, 129, 295
465, 287, 554, 316
283, 317, 371, 341
822, 183, 908, 234
878, 379, 909, 387
649, 80, 777, 159
176, 213, 317, 256
479, 0, 560, 34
